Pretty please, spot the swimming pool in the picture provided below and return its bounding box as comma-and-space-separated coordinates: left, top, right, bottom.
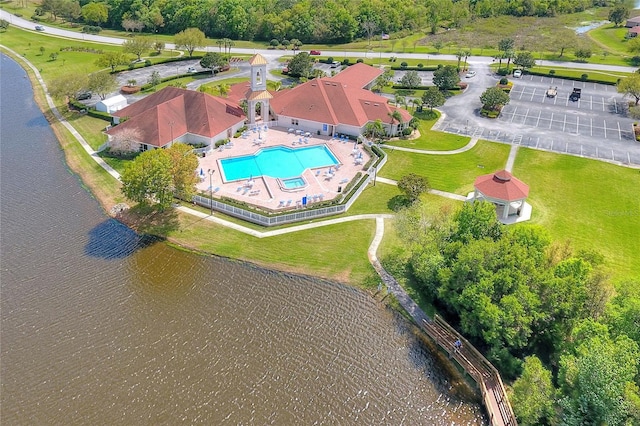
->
282, 177, 306, 189
219, 145, 339, 181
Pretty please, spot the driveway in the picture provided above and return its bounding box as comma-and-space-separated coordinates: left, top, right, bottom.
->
436, 63, 640, 166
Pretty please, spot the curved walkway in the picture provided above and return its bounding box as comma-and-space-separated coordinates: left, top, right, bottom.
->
383, 136, 479, 155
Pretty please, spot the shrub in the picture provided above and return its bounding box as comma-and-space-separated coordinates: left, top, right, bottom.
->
549, 69, 556, 76
497, 68, 509, 76
400, 61, 408, 68
342, 58, 350, 65
417, 63, 423, 68
128, 63, 135, 70
82, 25, 102, 34
327, 56, 334, 63
581, 73, 588, 81
499, 77, 509, 85
356, 58, 363, 63
270, 39, 279, 47
402, 128, 412, 136
144, 59, 151, 67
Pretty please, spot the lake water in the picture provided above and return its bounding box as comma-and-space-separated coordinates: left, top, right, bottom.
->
0, 54, 486, 425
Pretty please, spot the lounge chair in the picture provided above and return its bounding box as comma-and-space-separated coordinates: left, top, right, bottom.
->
286, 199, 292, 206
214, 187, 220, 193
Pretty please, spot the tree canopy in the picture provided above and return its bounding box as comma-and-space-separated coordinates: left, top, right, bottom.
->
397, 173, 430, 203
120, 143, 199, 210
287, 52, 314, 78
480, 86, 510, 110
122, 36, 152, 61
618, 73, 640, 105
432, 65, 460, 91
200, 52, 228, 74
421, 87, 445, 111
174, 28, 206, 57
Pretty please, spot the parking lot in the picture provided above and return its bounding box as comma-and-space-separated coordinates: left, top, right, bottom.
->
436, 67, 640, 166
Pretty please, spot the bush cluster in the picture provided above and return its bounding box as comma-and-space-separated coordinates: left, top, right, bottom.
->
60, 46, 104, 54
82, 25, 102, 34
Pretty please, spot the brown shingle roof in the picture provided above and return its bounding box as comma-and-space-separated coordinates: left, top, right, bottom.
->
474, 170, 529, 201
108, 87, 245, 147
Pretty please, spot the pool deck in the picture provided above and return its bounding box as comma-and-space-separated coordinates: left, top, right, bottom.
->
196, 127, 371, 211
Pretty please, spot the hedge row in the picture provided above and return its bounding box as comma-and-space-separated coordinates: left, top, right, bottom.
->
391, 84, 462, 91
523, 70, 618, 86
390, 65, 440, 71
68, 99, 113, 122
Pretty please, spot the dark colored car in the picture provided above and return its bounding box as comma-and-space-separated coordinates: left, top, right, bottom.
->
76, 92, 92, 100
309, 50, 321, 55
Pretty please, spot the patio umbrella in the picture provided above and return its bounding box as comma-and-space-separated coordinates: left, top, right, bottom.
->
200, 168, 204, 176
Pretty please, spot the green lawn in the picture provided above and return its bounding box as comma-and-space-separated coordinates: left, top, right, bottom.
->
513, 148, 640, 280
588, 23, 632, 57
526, 66, 630, 83
170, 215, 378, 285
61, 110, 109, 150
386, 111, 471, 151
380, 140, 511, 194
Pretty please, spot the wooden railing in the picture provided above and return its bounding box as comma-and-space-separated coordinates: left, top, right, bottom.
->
421, 316, 517, 426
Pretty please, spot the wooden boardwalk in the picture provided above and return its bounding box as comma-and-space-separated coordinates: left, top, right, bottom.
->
369, 232, 517, 426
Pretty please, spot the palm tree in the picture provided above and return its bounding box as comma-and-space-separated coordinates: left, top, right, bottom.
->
364, 119, 385, 142
463, 49, 471, 71
412, 98, 422, 112
388, 110, 403, 136
216, 39, 224, 52
456, 50, 464, 71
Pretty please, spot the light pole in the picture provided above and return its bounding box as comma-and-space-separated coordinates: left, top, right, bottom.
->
208, 169, 215, 215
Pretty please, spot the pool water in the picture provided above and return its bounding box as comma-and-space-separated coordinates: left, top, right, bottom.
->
282, 177, 306, 189
220, 145, 338, 181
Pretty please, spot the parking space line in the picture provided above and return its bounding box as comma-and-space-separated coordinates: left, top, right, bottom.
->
604, 120, 607, 138
563, 114, 567, 132
618, 122, 622, 140
523, 108, 530, 123
576, 116, 579, 134
590, 117, 593, 136
511, 107, 518, 122
530, 88, 536, 101
536, 111, 541, 126
590, 96, 593, 110
612, 149, 615, 161
549, 112, 554, 129
518, 89, 525, 100
613, 98, 617, 114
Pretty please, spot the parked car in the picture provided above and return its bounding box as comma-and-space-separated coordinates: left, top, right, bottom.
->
76, 91, 92, 100
513, 69, 522, 78
465, 70, 477, 78
187, 67, 197, 73
309, 50, 321, 55
35, 25, 45, 31
569, 88, 582, 102
330, 61, 340, 68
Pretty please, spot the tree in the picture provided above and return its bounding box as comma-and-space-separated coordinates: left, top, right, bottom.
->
558, 327, 640, 426
109, 127, 141, 155
480, 86, 510, 110
0, 18, 9, 31
153, 41, 165, 54
397, 173, 430, 203
290, 38, 302, 52
81, 2, 107, 26
174, 28, 206, 57
363, 119, 385, 141
59, 0, 81, 22
399, 70, 421, 88
48, 72, 89, 101
361, 21, 377, 47
498, 37, 515, 57
514, 51, 536, 70
628, 37, 640, 55
618, 73, 640, 105
166, 143, 199, 201
421, 86, 445, 111
122, 36, 152, 61
287, 52, 313, 78
40, 0, 65, 21
609, 4, 630, 27
88, 71, 117, 100
574, 48, 592, 62
148, 71, 161, 90
200, 52, 228, 74
510, 356, 556, 426
432, 65, 460, 90
120, 148, 174, 210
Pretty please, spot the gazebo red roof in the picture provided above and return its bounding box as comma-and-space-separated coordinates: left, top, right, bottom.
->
474, 170, 529, 201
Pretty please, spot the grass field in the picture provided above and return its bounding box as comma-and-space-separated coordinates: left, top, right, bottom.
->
380, 140, 511, 194
588, 23, 632, 57
526, 66, 631, 83
513, 148, 640, 280
61, 109, 110, 150
386, 111, 471, 151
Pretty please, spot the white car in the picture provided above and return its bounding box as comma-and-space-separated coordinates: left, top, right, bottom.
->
513, 69, 522, 78
187, 67, 197, 73
465, 70, 476, 78
35, 25, 45, 31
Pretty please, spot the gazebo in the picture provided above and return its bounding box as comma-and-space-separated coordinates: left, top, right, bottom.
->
467, 169, 532, 224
